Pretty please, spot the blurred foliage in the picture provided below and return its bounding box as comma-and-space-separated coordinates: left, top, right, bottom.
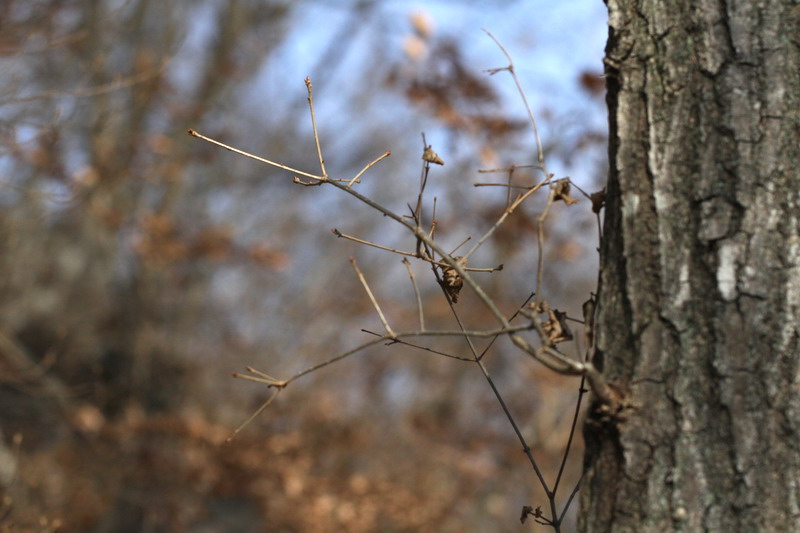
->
0, 1, 606, 531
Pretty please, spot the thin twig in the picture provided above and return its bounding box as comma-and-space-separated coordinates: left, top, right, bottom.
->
553, 376, 587, 495
332, 229, 418, 258
473, 182, 531, 189
559, 474, 583, 525
483, 29, 547, 173
402, 258, 425, 331
476, 291, 536, 362
188, 129, 323, 181
536, 187, 555, 301
478, 164, 542, 173
350, 257, 396, 338
362, 330, 473, 362
347, 150, 391, 188
305, 77, 327, 177
505, 166, 515, 208
462, 175, 551, 263
283, 324, 536, 387
449, 236, 471, 256
226, 388, 281, 442
439, 284, 553, 500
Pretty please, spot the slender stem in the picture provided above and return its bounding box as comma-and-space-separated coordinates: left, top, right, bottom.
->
305, 77, 327, 177
362, 329, 473, 362
188, 129, 323, 181
559, 474, 583, 525
536, 188, 555, 301
286, 337, 387, 384
553, 376, 587, 495
482, 29, 548, 173
226, 388, 281, 442
402, 258, 425, 331
462, 176, 550, 263
478, 164, 542, 173
333, 229, 418, 258
442, 292, 552, 497
473, 182, 531, 189
351, 257, 396, 338
347, 150, 391, 188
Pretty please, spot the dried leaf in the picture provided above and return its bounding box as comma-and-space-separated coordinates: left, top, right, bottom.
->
590, 189, 606, 213
520, 506, 534, 524
533, 301, 573, 344
440, 256, 466, 302
422, 145, 445, 165
553, 178, 578, 205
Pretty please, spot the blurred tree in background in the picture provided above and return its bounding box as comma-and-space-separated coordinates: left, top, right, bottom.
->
0, 1, 606, 531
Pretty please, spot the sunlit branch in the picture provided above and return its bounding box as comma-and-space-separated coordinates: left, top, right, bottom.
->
188, 129, 324, 181
483, 29, 548, 174
350, 257, 396, 338
462, 175, 551, 263
332, 229, 418, 258
305, 77, 327, 178
347, 150, 392, 188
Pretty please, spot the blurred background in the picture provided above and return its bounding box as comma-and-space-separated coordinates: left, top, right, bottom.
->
0, 1, 607, 531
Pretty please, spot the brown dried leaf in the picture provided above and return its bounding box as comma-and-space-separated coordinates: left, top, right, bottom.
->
422, 145, 444, 165
440, 256, 466, 303
590, 189, 606, 213
553, 178, 578, 205
534, 302, 573, 345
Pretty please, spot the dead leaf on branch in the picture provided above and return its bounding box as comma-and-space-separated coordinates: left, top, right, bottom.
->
422, 145, 445, 165
440, 256, 466, 303
590, 188, 606, 213
532, 301, 573, 344
553, 178, 578, 205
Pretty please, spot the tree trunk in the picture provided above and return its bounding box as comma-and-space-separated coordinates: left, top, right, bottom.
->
580, 0, 800, 531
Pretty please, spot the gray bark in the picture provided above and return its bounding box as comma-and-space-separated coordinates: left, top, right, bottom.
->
580, 0, 800, 531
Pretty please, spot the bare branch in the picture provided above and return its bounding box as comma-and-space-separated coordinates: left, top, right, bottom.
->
188, 129, 324, 181
347, 150, 392, 188
332, 228, 418, 258
462, 175, 551, 263
482, 29, 548, 174
402, 258, 425, 331
350, 257, 396, 338
305, 77, 327, 178
226, 387, 281, 442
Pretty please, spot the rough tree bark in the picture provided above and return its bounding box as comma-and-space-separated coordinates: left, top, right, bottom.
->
580, 0, 800, 531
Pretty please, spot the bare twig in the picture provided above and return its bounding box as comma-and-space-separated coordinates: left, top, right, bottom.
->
332, 229, 418, 258
473, 182, 531, 189
482, 29, 547, 173
226, 387, 281, 442
462, 175, 551, 263
536, 187, 556, 301
305, 77, 327, 178
438, 285, 553, 505
402, 258, 425, 331
351, 257, 396, 338
188, 129, 323, 181
347, 150, 391, 188
362, 329, 473, 362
